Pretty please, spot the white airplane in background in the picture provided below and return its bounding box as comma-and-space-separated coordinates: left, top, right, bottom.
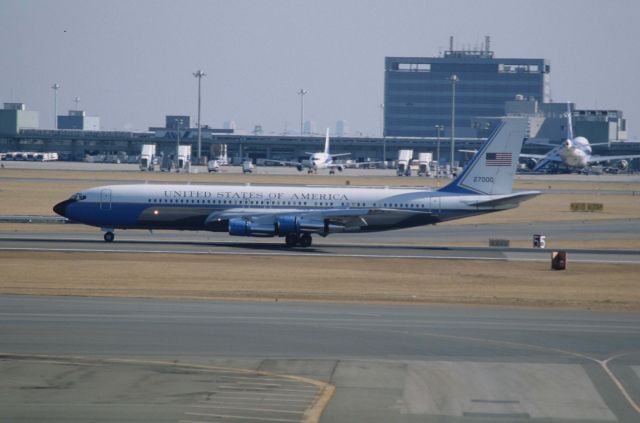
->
266, 128, 357, 174
521, 103, 640, 173
53, 117, 538, 248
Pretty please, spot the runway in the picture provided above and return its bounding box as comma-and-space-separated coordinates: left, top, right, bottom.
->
1, 295, 639, 422
1, 221, 640, 264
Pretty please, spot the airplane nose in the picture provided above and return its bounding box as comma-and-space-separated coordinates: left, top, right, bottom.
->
53, 199, 74, 217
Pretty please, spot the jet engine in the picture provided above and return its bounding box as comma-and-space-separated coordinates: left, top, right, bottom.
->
525, 158, 538, 170
228, 218, 276, 237
296, 164, 304, 172
617, 159, 629, 171
276, 215, 344, 237
337, 165, 344, 172
563, 139, 572, 149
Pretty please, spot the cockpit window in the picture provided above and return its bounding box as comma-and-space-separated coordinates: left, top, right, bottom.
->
70, 193, 87, 201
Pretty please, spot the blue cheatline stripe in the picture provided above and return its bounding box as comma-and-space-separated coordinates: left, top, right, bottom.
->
62, 201, 487, 231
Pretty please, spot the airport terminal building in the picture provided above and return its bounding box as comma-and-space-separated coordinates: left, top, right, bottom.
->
384, 38, 550, 138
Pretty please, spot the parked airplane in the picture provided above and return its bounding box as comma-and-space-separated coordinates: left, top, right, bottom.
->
521, 104, 640, 172
53, 118, 538, 248
265, 128, 353, 174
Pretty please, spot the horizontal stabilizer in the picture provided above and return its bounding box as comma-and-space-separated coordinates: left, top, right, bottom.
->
469, 191, 541, 208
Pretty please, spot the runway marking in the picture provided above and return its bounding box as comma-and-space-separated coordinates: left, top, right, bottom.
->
199, 398, 312, 405
209, 391, 315, 400
361, 326, 640, 418
191, 404, 303, 414
2, 246, 639, 264
0, 353, 334, 423
185, 411, 300, 422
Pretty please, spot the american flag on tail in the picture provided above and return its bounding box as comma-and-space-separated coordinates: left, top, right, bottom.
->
485, 152, 512, 166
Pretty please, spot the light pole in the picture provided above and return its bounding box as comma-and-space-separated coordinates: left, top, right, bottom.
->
297, 89, 308, 135
175, 118, 183, 171
450, 74, 458, 174
193, 70, 206, 161
51, 83, 60, 129
379, 103, 386, 163
435, 124, 444, 178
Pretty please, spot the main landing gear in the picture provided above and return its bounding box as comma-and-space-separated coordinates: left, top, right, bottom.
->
103, 230, 115, 242
284, 233, 312, 248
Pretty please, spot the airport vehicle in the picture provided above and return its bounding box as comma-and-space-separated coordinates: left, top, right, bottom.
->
139, 144, 156, 171
242, 160, 254, 174
53, 117, 538, 247
207, 160, 220, 173
177, 145, 191, 170
521, 103, 640, 172
35, 152, 59, 161
264, 129, 351, 174
397, 149, 413, 176
417, 152, 433, 177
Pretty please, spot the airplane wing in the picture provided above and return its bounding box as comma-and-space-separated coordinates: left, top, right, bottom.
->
519, 153, 547, 159
524, 140, 556, 149
531, 152, 563, 171
204, 207, 429, 232
330, 153, 351, 158
262, 159, 308, 168
347, 161, 383, 168
587, 154, 640, 164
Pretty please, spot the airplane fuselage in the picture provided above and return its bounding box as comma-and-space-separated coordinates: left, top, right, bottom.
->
55, 184, 522, 234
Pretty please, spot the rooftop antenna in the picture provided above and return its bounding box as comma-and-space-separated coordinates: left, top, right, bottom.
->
73, 96, 80, 111
485, 35, 491, 53
449, 35, 454, 52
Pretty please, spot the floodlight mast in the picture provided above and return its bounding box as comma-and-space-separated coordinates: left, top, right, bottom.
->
51, 83, 60, 129
297, 89, 308, 135
193, 70, 206, 161
450, 74, 458, 173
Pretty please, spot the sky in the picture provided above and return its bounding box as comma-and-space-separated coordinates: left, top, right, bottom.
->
2, 0, 640, 138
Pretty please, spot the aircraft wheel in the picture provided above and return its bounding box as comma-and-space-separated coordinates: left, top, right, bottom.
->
284, 234, 298, 247
299, 233, 312, 248
104, 231, 115, 242
329, 170, 335, 175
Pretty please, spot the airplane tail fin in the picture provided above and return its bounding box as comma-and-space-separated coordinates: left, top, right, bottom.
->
439, 117, 528, 196
566, 102, 574, 141
324, 128, 330, 154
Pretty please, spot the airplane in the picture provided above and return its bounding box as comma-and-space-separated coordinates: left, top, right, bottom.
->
521, 103, 640, 173
53, 117, 539, 248
265, 128, 357, 174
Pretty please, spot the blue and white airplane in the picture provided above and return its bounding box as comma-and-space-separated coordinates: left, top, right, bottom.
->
521, 103, 640, 172
53, 118, 538, 247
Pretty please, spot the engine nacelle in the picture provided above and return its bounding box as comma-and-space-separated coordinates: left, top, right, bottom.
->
617, 159, 629, 170
228, 218, 276, 237
276, 215, 300, 235
296, 164, 304, 172
525, 158, 538, 170
337, 165, 344, 172
276, 215, 344, 237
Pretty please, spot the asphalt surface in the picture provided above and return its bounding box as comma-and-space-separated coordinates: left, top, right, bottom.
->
1, 296, 639, 422
1, 220, 640, 264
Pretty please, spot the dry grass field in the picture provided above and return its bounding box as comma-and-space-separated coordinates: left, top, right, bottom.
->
1, 252, 639, 311
1, 167, 639, 310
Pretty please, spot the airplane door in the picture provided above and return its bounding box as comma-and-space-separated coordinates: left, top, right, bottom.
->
100, 189, 112, 210
430, 197, 440, 214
